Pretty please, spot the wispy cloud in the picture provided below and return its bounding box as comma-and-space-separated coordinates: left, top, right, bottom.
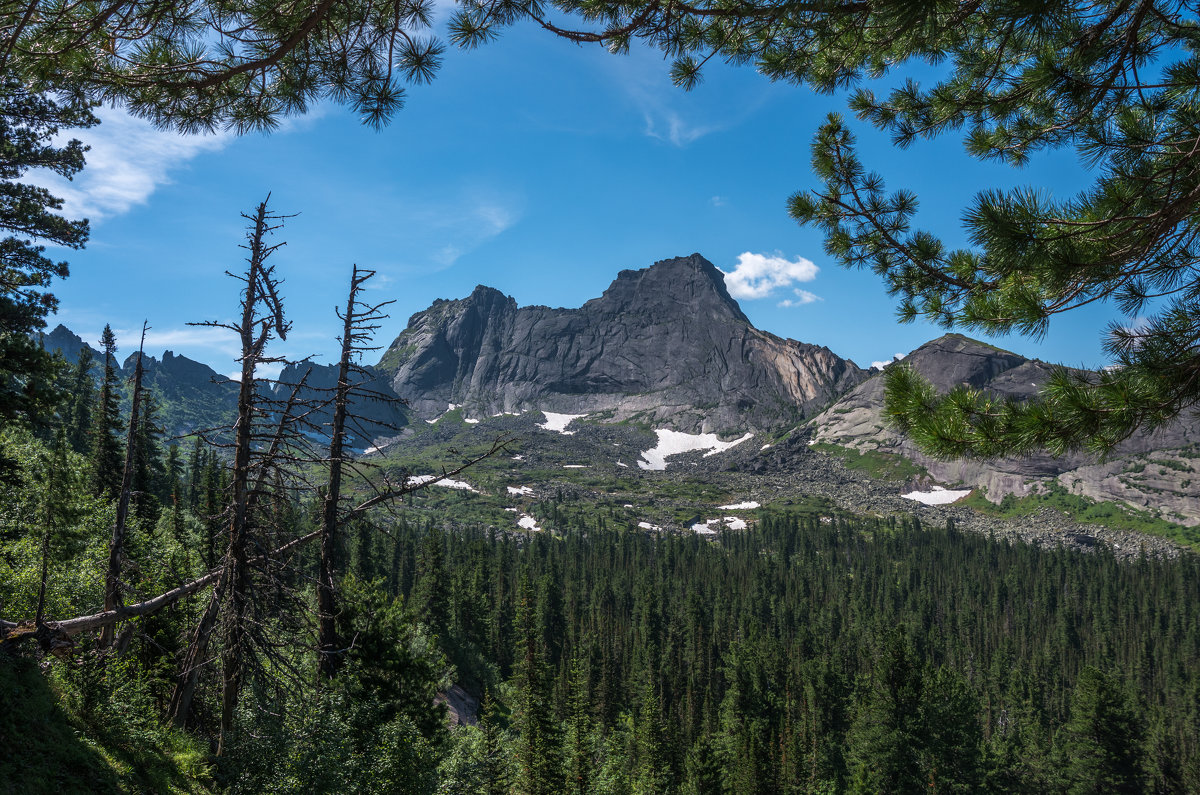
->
710, 195, 727, 208
390, 191, 523, 271
778, 289, 822, 308
597, 50, 765, 149
721, 252, 819, 300
35, 106, 231, 220
643, 109, 718, 147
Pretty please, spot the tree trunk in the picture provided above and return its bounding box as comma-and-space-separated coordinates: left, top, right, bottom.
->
100, 325, 147, 648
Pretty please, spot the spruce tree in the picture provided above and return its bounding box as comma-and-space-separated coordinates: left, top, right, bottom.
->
88, 324, 123, 499
0, 83, 94, 480
64, 347, 94, 454
1062, 667, 1147, 795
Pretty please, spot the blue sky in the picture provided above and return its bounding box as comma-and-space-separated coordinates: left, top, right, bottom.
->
41, 18, 1116, 378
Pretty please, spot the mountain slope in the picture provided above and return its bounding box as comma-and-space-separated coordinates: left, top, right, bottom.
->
810, 334, 1200, 525
376, 254, 866, 433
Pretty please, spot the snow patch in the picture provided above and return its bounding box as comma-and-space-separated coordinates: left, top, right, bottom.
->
637, 521, 661, 531
717, 501, 760, 510
563, 465, 589, 469
507, 485, 534, 496
406, 474, 478, 493
760, 444, 772, 451
539, 411, 586, 435
638, 430, 754, 470
616, 461, 628, 468
464, 417, 479, 424
901, 486, 972, 505
693, 515, 749, 533
426, 403, 461, 424
517, 514, 542, 532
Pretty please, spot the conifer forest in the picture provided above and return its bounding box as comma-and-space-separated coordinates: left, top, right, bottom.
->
5, 0, 1200, 793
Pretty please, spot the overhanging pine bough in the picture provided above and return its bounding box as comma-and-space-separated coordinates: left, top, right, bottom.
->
467, 0, 1200, 457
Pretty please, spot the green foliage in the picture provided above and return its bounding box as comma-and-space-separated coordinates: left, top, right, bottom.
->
959, 484, 1200, 550
811, 442, 928, 481
3, 0, 445, 132
0, 653, 214, 794
0, 82, 94, 480
1062, 667, 1147, 794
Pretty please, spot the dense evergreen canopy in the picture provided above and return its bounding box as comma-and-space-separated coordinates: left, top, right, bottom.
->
0, 0, 444, 131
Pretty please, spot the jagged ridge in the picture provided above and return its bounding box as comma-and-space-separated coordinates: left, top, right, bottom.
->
375, 254, 867, 433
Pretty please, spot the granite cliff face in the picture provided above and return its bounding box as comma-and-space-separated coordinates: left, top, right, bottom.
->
376, 254, 867, 433
810, 334, 1200, 525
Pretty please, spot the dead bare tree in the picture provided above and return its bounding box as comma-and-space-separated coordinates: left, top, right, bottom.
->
99, 321, 149, 648
316, 265, 396, 680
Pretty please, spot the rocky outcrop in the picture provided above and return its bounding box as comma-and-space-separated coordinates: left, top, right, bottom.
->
810, 334, 1200, 524
40, 324, 98, 363
127, 350, 239, 436
376, 254, 867, 433
272, 361, 408, 450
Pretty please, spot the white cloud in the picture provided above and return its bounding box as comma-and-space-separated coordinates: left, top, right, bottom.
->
643, 109, 717, 147
871, 352, 907, 370
710, 196, 727, 207
395, 193, 522, 270
778, 289, 822, 308
596, 50, 762, 149
721, 252, 819, 300
35, 106, 230, 220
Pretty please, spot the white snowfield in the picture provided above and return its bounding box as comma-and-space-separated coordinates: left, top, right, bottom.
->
507, 485, 534, 496
717, 501, 760, 510
406, 474, 478, 493
692, 516, 749, 534
538, 411, 586, 434
637, 521, 661, 531
638, 430, 754, 470
901, 486, 972, 505
518, 514, 542, 531
464, 417, 479, 424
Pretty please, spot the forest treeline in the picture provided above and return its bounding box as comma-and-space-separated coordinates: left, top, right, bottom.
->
4, 367, 1199, 794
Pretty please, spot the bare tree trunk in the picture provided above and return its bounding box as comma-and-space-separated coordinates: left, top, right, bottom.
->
101, 322, 148, 648
316, 266, 372, 681
217, 198, 280, 754
167, 561, 229, 727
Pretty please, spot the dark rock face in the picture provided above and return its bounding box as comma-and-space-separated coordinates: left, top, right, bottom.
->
129, 351, 240, 437
273, 361, 408, 450
40, 324, 98, 363
811, 334, 1200, 524
376, 254, 867, 433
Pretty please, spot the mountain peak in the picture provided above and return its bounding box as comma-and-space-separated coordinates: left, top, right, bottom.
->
377, 253, 863, 430
590, 253, 749, 324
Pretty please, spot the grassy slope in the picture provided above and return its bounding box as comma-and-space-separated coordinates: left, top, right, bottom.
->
0, 655, 213, 795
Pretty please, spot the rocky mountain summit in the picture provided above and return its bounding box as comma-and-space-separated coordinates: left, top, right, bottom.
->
375, 254, 866, 433
810, 334, 1200, 525
41, 324, 238, 436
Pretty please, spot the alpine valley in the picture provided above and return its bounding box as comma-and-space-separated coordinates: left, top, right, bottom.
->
43, 253, 1200, 553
